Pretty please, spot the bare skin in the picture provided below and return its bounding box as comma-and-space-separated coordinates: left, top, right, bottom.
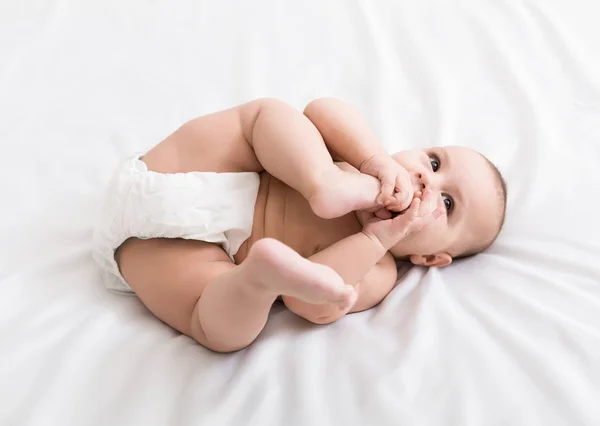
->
115, 98, 500, 353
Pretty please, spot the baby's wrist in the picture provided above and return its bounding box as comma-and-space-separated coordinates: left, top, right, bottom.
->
360, 230, 389, 256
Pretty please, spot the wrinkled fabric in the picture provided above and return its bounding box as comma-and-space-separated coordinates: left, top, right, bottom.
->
1, 1, 600, 426
93, 155, 259, 293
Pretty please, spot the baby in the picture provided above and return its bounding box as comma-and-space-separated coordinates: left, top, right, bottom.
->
93, 98, 507, 353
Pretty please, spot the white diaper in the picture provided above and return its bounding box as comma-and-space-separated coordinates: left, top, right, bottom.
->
92, 154, 260, 294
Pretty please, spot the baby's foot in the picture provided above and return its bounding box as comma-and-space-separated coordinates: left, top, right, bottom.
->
307, 166, 381, 219
245, 238, 355, 307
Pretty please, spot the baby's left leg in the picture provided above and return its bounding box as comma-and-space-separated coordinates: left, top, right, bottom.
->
117, 237, 355, 353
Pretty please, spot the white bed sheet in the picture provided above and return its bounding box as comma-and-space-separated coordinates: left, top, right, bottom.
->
1, 1, 599, 425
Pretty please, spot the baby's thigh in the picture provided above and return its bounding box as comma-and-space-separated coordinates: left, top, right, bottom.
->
142, 101, 264, 174
116, 238, 234, 337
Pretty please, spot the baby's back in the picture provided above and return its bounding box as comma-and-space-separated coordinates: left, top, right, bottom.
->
234, 173, 362, 264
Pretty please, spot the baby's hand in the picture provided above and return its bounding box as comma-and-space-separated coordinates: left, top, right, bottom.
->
359, 189, 445, 251
359, 154, 413, 212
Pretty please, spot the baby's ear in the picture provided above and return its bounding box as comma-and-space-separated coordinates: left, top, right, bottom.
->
409, 253, 452, 267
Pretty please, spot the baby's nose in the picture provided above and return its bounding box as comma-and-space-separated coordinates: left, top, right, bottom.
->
412, 173, 425, 192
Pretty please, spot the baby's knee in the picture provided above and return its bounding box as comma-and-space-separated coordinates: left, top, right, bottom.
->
202, 338, 254, 354
192, 325, 256, 353
190, 303, 256, 353
250, 97, 291, 120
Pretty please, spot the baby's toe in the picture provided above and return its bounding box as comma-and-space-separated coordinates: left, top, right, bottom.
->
337, 287, 358, 309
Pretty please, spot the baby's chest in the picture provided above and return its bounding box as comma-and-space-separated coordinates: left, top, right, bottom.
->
278, 186, 362, 257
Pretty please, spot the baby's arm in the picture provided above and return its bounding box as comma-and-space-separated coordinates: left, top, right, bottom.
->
283, 189, 446, 324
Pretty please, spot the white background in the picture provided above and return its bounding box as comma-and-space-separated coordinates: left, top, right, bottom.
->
1, 1, 599, 425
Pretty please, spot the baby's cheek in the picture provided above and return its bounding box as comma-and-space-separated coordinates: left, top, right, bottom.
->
413, 221, 448, 252
397, 228, 429, 255
392, 219, 449, 256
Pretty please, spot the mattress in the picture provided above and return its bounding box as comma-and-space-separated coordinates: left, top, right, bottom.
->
1, 1, 599, 425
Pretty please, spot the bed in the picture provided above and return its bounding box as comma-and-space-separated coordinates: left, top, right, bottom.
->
1, 1, 599, 425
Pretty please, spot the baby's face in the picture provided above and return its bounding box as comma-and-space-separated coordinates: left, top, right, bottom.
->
389, 146, 504, 266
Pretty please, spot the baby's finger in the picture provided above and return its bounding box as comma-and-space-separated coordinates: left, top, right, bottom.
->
386, 197, 404, 212
386, 190, 410, 213
395, 169, 413, 193
395, 174, 413, 211
418, 198, 446, 228
435, 195, 446, 217
384, 193, 397, 207
379, 172, 395, 204
392, 197, 420, 230
365, 204, 385, 213
419, 205, 445, 229
390, 191, 422, 216
421, 193, 446, 221
408, 196, 421, 216
419, 188, 438, 213
420, 211, 437, 228
356, 210, 378, 226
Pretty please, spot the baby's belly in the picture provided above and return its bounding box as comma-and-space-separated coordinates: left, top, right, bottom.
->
235, 174, 362, 263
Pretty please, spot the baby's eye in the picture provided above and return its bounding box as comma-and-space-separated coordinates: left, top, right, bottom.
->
442, 194, 454, 213
429, 155, 440, 172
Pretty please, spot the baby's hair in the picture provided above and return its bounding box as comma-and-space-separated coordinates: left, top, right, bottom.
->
458, 156, 507, 259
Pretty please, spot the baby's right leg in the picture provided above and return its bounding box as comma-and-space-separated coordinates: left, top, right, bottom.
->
244, 99, 382, 218
143, 98, 381, 219
118, 238, 355, 353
